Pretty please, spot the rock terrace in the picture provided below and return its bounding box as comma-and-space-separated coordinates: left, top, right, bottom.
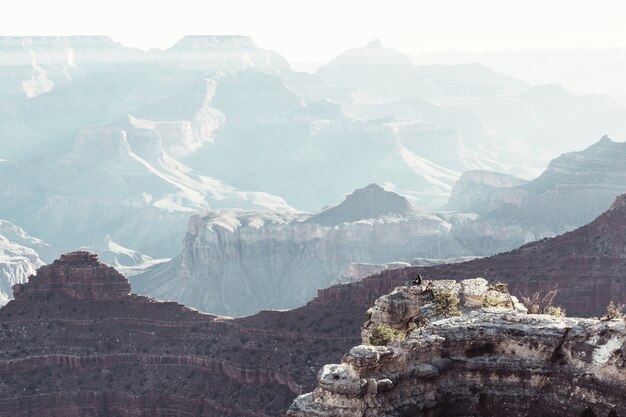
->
289, 279, 626, 417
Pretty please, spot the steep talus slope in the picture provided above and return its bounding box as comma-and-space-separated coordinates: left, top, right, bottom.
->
317, 192, 626, 318
289, 280, 626, 417
0, 251, 360, 417
132, 185, 471, 316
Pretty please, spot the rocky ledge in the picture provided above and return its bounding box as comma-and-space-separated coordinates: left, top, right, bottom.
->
289, 279, 626, 417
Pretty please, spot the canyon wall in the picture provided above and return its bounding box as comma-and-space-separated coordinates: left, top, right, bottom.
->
290, 279, 626, 417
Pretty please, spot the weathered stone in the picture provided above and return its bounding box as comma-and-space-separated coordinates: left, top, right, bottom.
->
12, 251, 131, 300
288, 281, 626, 417
0, 252, 360, 417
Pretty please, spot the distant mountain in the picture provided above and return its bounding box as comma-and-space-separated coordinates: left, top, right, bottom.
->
448, 136, 626, 230
0, 120, 291, 258
317, 40, 528, 100
412, 47, 626, 96
132, 184, 470, 316
0, 220, 45, 304
134, 135, 626, 315
157, 35, 290, 72
3, 35, 625, 267
306, 183, 418, 226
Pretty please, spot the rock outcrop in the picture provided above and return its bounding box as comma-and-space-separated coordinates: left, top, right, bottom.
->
0, 251, 360, 417
289, 280, 626, 417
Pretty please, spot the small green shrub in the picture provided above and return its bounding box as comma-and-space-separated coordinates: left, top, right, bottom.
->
482, 294, 508, 308
433, 288, 461, 317
369, 324, 400, 346
544, 305, 566, 318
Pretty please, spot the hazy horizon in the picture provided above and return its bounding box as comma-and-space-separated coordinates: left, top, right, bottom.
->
3, 0, 626, 64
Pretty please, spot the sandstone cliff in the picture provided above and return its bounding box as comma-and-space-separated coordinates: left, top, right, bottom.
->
289, 279, 626, 417
0, 251, 360, 416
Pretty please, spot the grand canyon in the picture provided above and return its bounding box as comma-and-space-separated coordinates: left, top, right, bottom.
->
1, 2, 626, 415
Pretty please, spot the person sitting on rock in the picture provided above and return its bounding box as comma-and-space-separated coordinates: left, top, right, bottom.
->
406, 273, 423, 286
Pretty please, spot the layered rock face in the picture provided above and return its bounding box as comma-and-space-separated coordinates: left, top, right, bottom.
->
135, 180, 626, 317
316, 192, 626, 319
132, 185, 476, 316
0, 251, 361, 417
3, 252, 625, 417
289, 280, 626, 417
12, 251, 131, 300
448, 136, 626, 230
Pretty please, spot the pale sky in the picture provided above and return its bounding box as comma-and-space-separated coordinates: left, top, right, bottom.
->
2, 0, 626, 63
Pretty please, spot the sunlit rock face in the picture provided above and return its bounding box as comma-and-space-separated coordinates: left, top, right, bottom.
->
445, 170, 528, 213
132, 175, 626, 317
132, 184, 476, 316
0, 119, 293, 259
289, 280, 626, 417
448, 136, 626, 233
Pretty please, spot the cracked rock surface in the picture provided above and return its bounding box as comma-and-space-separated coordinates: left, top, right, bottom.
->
288, 279, 626, 417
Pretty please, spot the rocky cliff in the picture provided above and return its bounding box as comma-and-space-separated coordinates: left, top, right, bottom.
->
134, 173, 626, 317
289, 279, 626, 417
447, 136, 626, 231
3, 249, 625, 416
0, 251, 362, 417
132, 184, 476, 316
317, 192, 626, 318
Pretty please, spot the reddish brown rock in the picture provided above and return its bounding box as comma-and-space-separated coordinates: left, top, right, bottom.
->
12, 251, 131, 300
0, 251, 359, 417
